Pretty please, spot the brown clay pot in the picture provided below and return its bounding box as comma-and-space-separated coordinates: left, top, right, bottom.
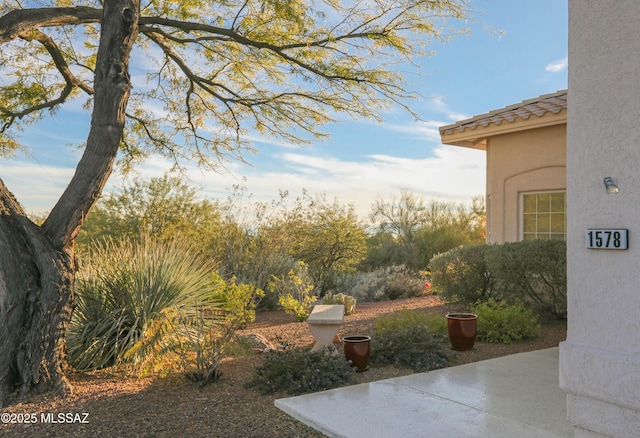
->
343, 336, 371, 372
446, 313, 478, 351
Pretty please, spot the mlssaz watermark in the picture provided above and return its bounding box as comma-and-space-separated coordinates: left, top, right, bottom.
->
40, 412, 90, 424
1, 412, 89, 424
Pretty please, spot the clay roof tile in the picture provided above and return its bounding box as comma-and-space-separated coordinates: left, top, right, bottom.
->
439, 90, 567, 136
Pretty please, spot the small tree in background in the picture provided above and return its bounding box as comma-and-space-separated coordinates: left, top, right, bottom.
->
286, 191, 368, 294
213, 186, 297, 309
370, 189, 428, 247
78, 174, 223, 253
415, 195, 486, 267
366, 192, 486, 271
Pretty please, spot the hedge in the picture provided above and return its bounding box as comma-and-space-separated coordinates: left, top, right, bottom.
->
429, 240, 567, 319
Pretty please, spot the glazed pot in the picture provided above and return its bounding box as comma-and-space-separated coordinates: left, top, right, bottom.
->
446, 313, 478, 351
342, 336, 371, 372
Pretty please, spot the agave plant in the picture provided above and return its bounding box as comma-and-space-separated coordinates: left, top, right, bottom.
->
68, 236, 226, 375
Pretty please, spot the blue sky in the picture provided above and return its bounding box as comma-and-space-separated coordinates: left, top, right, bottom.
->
1, 0, 568, 219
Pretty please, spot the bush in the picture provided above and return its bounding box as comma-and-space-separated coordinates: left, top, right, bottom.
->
247, 347, 353, 395
333, 269, 387, 302
384, 265, 428, 299
429, 245, 494, 305
375, 309, 447, 337
473, 300, 539, 343
69, 237, 227, 375
233, 253, 299, 311
217, 276, 264, 328
269, 261, 318, 321
371, 325, 453, 372
485, 239, 567, 318
278, 293, 318, 322
323, 292, 357, 315
334, 265, 426, 302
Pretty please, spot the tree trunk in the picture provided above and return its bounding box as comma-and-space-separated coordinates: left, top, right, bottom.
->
0, 182, 75, 407
0, 0, 139, 407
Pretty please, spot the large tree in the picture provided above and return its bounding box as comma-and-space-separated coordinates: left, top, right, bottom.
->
0, 0, 470, 405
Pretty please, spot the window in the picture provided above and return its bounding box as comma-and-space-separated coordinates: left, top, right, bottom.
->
522, 192, 566, 240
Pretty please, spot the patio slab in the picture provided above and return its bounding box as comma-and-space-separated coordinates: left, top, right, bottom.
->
275, 348, 573, 438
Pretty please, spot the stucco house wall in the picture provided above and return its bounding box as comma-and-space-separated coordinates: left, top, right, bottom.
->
559, 1, 640, 437
487, 125, 566, 243
440, 91, 567, 244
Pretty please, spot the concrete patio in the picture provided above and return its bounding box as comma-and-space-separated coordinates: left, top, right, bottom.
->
275, 348, 572, 438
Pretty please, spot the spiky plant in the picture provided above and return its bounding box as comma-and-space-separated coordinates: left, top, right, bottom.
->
68, 237, 226, 375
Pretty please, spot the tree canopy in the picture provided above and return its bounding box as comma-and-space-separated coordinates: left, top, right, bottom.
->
1, 0, 470, 169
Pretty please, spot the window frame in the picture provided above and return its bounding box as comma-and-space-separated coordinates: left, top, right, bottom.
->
520, 190, 566, 241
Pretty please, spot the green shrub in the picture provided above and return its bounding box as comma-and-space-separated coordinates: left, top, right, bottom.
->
220, 276, 264, 328
429, 245, 495, 305
384, 265, 429, 299
269, 261, 318, 321
333, 265, 426, 302
323, 292, 357, 315
247, 347, 353, 395
486, 239, 567, 318
370, 325, 453, 372
333, 269, 387, 302
235, 253, 299, 311
473, 300, 539, 343
375, 309, 447, 337
69, 237, 227, 375
278, 293, 317, 322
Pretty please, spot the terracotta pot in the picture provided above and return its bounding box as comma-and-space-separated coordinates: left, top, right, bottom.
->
343, 336, 371, 372
446, 313, 478, 351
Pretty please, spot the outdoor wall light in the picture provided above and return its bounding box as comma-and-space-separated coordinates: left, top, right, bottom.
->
604, 177, 619, 194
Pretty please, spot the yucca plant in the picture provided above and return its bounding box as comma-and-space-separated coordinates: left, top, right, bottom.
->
68, 236, 227, 375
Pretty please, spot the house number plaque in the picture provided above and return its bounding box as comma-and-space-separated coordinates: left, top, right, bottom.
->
585, 229, 629, 249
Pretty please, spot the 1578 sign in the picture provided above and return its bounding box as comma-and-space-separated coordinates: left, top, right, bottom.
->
585, 229, 629, 249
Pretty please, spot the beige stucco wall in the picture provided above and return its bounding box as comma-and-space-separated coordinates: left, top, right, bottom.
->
485, 123, 566, 243
559, 2, 640, 437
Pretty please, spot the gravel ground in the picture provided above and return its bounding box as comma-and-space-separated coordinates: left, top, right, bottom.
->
0, 296, 566, 437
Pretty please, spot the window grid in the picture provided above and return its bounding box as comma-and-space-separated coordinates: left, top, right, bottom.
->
522, 192, 566, 241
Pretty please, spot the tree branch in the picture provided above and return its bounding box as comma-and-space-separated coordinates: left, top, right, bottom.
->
0, 29, 94, 133
142, 21, 383, 84
0, 7, 101, 43
21, 29, 95, 95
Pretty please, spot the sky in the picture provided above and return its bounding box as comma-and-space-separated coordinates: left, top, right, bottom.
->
0, 0, 568, 220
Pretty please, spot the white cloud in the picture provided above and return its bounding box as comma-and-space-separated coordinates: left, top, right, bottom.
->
545, 57, 568, 73
385, 120, 445, 143
414, 95, 470, 125
3, 144, 486, 221
446, 111, 470, 122
183, 145, 486, 219
0, 161, 75, 214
